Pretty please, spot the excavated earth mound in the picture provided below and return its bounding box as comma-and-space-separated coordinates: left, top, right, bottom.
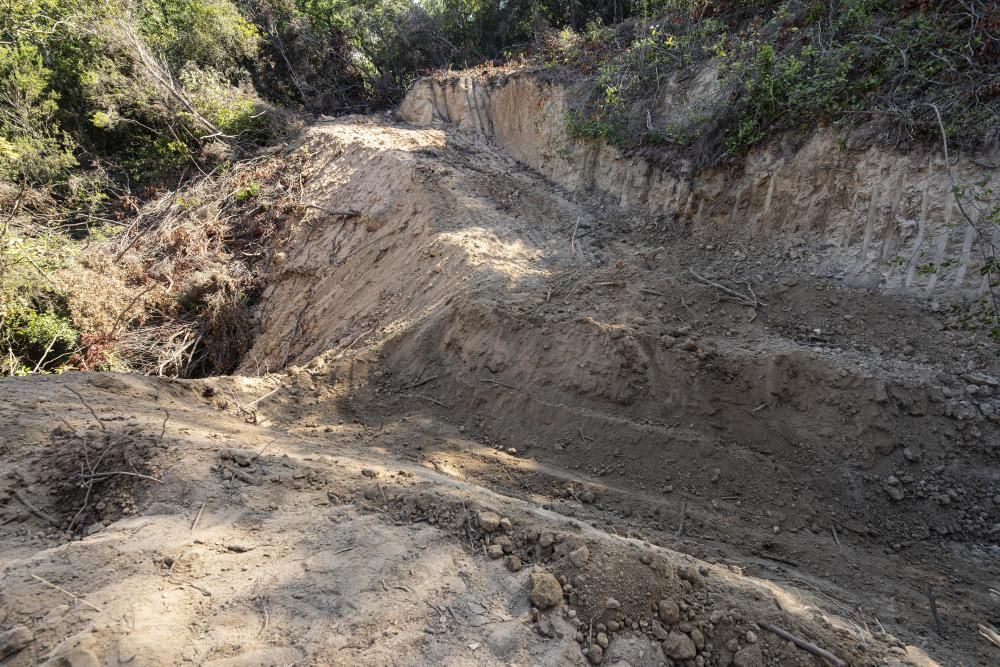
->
1, 79, 999, 667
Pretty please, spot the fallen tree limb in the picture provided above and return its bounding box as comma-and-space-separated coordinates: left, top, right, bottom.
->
12, 490, 60, 527
402, 374, 441, 390
689, 269, 767, 307
80, 471, 163, 483
758, 621, 845, 667
979, 623, 1000, 649
301, 204, 362, 218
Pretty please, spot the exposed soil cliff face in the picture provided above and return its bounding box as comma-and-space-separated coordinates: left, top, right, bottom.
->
2, 77, 999, 667
228, 110, 998, 664
400, 73, 1000, 294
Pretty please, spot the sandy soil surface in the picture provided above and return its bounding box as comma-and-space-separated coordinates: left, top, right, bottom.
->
1, 114, 998, 666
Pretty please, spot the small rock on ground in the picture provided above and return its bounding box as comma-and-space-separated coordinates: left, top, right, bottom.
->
663, 630, 697, 660
658, 599, 680, 625
478, 511, 502, 532
733, 645, 763, 667
529, 569, 562, 609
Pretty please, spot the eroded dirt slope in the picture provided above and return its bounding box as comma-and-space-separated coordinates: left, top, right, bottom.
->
1, 111, 998, 666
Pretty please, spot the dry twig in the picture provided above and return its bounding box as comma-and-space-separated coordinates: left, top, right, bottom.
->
979, 623, 1000, 649
191, 501, 206, 533
81, 471, 163, 483
402, 393, 451, 408
31, 574, 102, 612
12, 490, 59, 527
402, 374, 441, 390
689, 270, 767, 307
758, 621, 846, 667
927, 584, 945, 637
479, 378, 521, 392
66, 387, 105, 430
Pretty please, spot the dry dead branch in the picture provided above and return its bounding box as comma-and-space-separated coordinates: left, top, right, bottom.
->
31, 574, 102, 612
11, 490, 59, 527
758, 621, 846, 667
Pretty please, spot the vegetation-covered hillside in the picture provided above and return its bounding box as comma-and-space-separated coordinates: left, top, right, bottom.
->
2, 0, 997, 377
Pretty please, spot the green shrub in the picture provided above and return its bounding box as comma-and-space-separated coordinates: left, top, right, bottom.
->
139, 0, 260, 74
546, 0, 998, 161
0, 302, 80, 373
0, 42, 78, 184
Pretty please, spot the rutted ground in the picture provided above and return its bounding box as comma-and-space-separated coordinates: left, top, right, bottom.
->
1, 107, 998, 666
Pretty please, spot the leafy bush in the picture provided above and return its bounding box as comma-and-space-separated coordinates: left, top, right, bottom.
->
0, 43, 78, 184
0, 302, 80, 373
546, 0, 999, 161
139, 0, 260, 73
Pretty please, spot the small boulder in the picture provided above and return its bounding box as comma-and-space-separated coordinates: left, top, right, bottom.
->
663, 630, 697, 660
487, 544, 504, 559
568, 545, 590, 567
529, 570, 563, 609
658, 599, 680, 625
478, 511, 502, 532
733, 645, 763, 667
588, 644, 604, 664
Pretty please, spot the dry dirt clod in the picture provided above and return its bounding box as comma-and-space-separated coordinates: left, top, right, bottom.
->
659, 599, 681, 625
506, 555, 523, 572
529, 569, 562, 609
478, 510, 502, 532
733, 645, 763, 667
663, 630, 697, 660
568, 545, 590, 566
